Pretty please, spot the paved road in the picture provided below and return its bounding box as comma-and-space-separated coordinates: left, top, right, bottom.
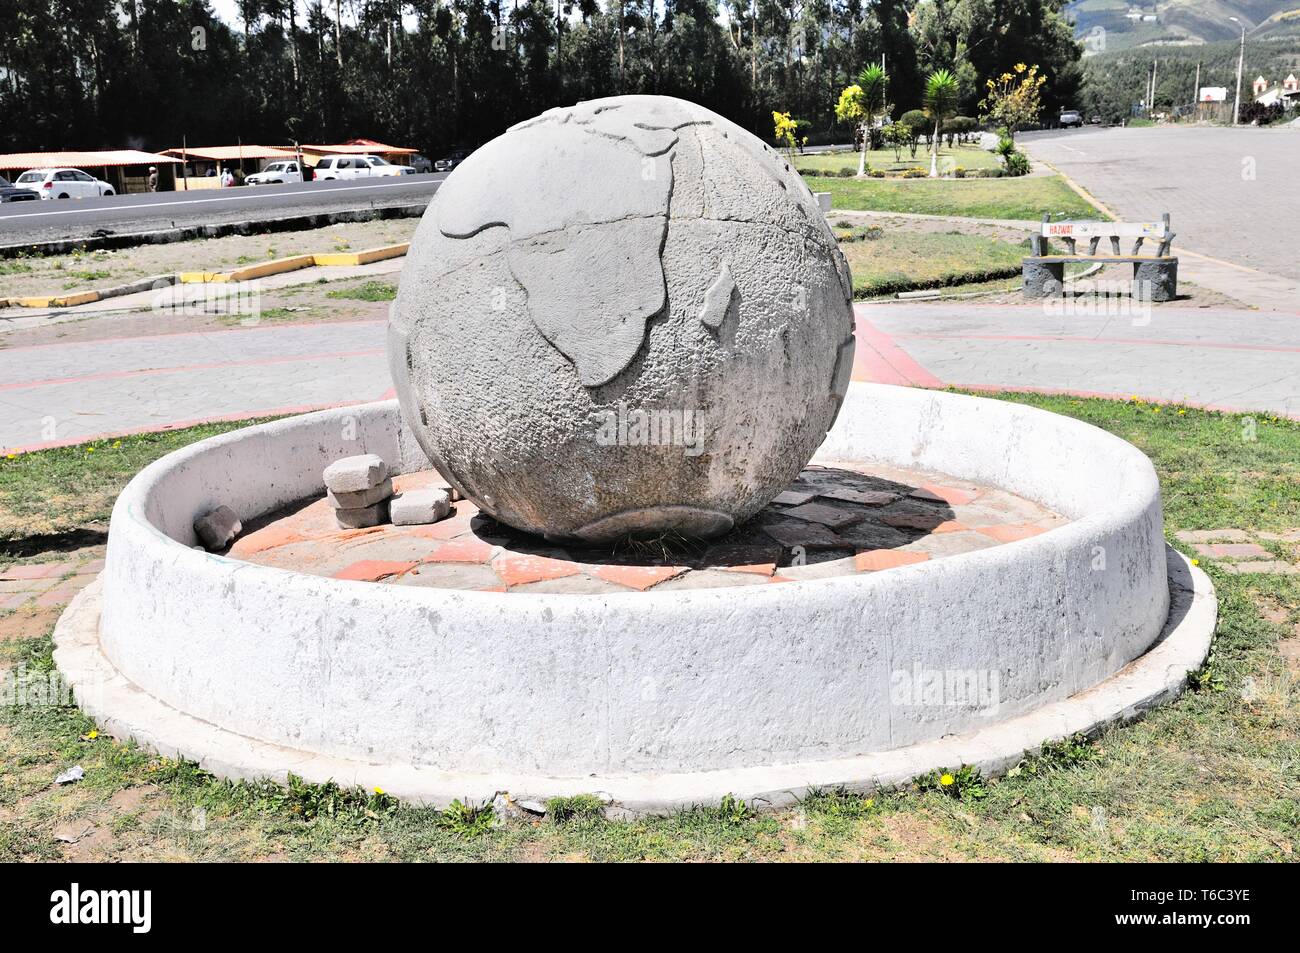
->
1021, 125, 1300, 281
3, 299, 1296, 453
0, 174, 445, 245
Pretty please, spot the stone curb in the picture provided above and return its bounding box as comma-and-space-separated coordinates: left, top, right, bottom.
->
52, 548, 1215, 814
1, 244, 409, 310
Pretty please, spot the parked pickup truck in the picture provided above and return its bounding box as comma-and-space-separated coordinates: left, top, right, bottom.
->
246, 160, 304, 185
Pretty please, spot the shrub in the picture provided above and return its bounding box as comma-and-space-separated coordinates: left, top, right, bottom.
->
1003, 150, 1031, 177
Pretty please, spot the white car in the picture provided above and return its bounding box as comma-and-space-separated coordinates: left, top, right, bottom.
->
245, 160, 304, 185
14, 167, 115, 199
313, 154, 406, 181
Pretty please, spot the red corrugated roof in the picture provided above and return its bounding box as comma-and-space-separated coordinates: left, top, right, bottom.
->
161, 145, 299, 161
0, 150, 181, 170
302, 140, 417, 155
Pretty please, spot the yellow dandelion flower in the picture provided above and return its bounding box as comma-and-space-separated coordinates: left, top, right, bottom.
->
1191, 558, 1200, 566
940, 773, 955, 786
374, 786, 385, 795
1015, 63, 1027, 73
87, 729, 98, 739
1178, 409, 1187, 415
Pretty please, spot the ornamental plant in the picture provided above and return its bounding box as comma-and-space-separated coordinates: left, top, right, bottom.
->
980, 62, 1047, 140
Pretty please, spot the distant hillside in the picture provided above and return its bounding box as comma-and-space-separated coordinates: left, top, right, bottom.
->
1077, 32, 1300, 119
1067, 0, 1300, 52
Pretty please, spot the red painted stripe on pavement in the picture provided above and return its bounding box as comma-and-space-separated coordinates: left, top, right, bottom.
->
852, 311, 944, 388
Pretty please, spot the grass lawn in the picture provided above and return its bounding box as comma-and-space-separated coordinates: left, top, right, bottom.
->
1, 397, 1297, 860
0, 421, 278, 544
837, 227, 1027, 297
807, 174, 1106, 222
797, 144, 1003, 175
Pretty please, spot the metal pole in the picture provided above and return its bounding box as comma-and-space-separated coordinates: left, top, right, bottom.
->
1233, 24, 1244, 125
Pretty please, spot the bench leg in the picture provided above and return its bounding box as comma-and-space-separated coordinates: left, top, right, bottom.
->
1023, 260, 1066, 298
1133, 259, 1177, 302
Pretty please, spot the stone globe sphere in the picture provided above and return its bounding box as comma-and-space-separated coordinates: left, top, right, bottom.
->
389, 95, 856, 544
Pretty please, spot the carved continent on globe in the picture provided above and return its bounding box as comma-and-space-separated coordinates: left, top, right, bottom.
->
389, 95, 856, 543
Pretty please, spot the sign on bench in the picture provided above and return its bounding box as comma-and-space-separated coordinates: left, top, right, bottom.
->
1031, 212, 1175, 258
1024, 211, 1178, 301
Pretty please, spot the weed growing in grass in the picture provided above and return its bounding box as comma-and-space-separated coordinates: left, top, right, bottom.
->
915, 764, 988, 801
545, 793, 606, 823
1005, 733, 1101, 779
437, 798, 496, 836
326, 280, 396, 302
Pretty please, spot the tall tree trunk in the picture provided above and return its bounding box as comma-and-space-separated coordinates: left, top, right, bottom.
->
334, 0, 344, 67
289, 1, 300, 83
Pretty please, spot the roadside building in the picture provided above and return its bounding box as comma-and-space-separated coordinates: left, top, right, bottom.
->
161, 145, 300, 189
0, 149, 181, 194
299, 138, 417, 168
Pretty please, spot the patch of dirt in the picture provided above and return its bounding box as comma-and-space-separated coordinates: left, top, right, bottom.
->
58, 785, 166, 861
1279, 634, 1300, 678
0, 218, 418, 299
831, 209, 1033, 243
0, 605, 64, 642
0, 276, 392, 351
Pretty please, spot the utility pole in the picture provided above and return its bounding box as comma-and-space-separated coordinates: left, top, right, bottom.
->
1151, 59, 1158, 114
1192, 61, 1200, 111
1230, 16, 1245, 125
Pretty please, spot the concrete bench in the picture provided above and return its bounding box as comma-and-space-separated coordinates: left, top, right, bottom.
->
1023, 213, 1178, 301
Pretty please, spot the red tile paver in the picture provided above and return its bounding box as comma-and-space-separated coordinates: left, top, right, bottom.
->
1195, 542, 1270, 559
592, 564, 688, 591
492, 554, 582, 587
229, 524, 308, 557
0, 563, 69, 581
929, 520, 969, 534
854, 550, 931, 572
916, 484, 977, 506
974, 524, 1049, 543
74, 558, 106, 575
424, 538, 497, 564
332, 559, 418, 582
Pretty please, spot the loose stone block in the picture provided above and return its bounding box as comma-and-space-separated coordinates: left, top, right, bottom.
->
327, 477, 393, 510
389, 488, 451, 526
334, 500, 389, 529
193, 505, 241, 551
323, 454, 388, 493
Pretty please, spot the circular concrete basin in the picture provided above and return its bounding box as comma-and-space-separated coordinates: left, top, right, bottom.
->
53, 383, 1214, 811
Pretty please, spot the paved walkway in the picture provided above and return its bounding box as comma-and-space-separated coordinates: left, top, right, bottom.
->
851, 301, 1300, 418
0, 320, 391, 452
2, 298, 1297, 454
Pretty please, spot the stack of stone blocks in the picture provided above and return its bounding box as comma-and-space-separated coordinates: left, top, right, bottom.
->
323, 454, 451, 528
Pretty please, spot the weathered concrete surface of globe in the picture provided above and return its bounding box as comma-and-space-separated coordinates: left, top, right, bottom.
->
390, 95, 856, 543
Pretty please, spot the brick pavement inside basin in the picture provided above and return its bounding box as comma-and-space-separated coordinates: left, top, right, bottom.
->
228, 464, 1068, 592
